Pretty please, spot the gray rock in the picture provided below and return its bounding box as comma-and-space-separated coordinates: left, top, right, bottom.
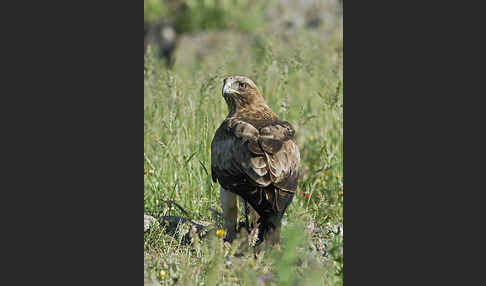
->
144, 214, 159, 232
173, 31, 253, 68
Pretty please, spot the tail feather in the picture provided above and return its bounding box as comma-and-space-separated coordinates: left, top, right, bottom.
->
236, 185, 294, 245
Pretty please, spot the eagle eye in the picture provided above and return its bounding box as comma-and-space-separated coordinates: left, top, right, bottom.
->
239, 82, 246, 89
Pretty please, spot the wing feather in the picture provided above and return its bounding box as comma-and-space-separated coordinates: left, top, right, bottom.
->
211, 118, 300, 194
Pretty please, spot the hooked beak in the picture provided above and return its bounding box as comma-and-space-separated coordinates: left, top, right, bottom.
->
222, 79, 240, 96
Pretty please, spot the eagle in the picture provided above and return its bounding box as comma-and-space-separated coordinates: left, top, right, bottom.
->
211, 76, 300, 246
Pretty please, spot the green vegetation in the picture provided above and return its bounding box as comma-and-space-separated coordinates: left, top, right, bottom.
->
144, 2, 342, 285
144, 0, 265, 33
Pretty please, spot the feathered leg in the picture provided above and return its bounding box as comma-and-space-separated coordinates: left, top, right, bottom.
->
220, 187, 237, 242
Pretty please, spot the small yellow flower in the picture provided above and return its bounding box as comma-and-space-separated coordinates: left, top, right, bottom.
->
321, 180, 327, 185
160, 270, 166, 278
250, 260, 257, 267
309, 136, 314, 141
216, 229, 225, 239
322, 171, 326, 177
316, 179, 321, 184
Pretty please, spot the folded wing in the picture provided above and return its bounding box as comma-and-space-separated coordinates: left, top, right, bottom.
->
211, 119, 300, 193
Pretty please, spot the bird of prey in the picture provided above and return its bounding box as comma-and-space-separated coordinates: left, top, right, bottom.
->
211, 76, 300, 246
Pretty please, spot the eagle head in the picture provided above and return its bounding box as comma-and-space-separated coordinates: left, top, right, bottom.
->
222, 76, 264, 111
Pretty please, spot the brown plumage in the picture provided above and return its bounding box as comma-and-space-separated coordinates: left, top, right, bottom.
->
211, 76, 300, 246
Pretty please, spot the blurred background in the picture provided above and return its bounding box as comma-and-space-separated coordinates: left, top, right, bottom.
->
144, 0, 342, 69
144, 1, 343, 285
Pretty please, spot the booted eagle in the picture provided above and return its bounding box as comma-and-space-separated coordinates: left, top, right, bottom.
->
211, 76, 300, 246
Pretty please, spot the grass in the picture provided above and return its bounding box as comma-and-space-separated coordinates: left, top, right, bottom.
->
144, 15, 343, 285
145, 0, 267, 34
